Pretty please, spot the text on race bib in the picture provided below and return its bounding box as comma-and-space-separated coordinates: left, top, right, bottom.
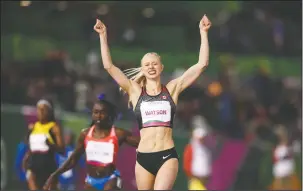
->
140, 101, 171, 125
86, 141, 114, 164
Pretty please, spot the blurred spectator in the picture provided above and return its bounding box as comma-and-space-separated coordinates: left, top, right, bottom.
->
74, 75, 90, 112
183, 126, 211, 190
86, 50, 100, 77
269, 125, 301, 190
252, 66, 274, 109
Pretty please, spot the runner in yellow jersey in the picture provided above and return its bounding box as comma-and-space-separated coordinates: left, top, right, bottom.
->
22, 99, 65, 190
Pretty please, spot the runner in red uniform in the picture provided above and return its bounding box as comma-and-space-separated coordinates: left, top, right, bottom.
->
43, 94, 140, 190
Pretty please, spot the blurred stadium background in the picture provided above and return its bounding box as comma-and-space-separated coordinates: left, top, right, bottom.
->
1, 1, 302, 190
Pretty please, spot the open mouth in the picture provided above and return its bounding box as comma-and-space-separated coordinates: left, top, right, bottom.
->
148, 70, 156, 75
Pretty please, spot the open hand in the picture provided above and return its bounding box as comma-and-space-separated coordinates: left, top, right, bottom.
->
199, 15, 211, 32
94, 19, 107, 37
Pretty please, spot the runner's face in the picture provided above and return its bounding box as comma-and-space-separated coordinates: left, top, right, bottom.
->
141, 54, 163, 79
92, 103, 110, 127
37, 104, 50, 122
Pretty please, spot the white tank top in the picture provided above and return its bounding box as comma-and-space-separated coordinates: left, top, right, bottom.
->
273, 144, 295, 178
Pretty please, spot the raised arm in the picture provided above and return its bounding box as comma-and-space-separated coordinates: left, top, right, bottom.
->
115, 127, 140, 147
43, 129, 87, 190
167, 15, 211, 95
94, 19, 135, 94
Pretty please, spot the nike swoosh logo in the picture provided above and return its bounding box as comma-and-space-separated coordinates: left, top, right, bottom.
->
162, 154, 171, 159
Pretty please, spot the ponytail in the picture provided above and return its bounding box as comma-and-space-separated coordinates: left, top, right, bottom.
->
120, 67, 146, 108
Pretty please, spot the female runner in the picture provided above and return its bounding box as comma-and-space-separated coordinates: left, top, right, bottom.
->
93, 15, 211, 190
22, 99, 65, 190
43, 94, 140, 190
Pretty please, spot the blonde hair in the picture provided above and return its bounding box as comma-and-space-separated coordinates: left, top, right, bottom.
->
120, 52, 161, 107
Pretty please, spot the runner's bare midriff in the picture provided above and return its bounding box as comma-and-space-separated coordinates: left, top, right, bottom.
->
137, 126, 174, 153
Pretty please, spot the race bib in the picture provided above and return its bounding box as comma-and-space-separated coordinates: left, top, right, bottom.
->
86, 141, 114, 164
140, 101, 171, 126
29, 134, 49, 152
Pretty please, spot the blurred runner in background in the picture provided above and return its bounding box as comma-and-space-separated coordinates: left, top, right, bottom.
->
22, 99, 65, 190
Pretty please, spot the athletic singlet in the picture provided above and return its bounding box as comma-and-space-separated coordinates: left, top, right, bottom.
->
134, 85, 176, 130
29, 121, 56, 153
28, 121, 57, 170
84, 126, 119, 167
